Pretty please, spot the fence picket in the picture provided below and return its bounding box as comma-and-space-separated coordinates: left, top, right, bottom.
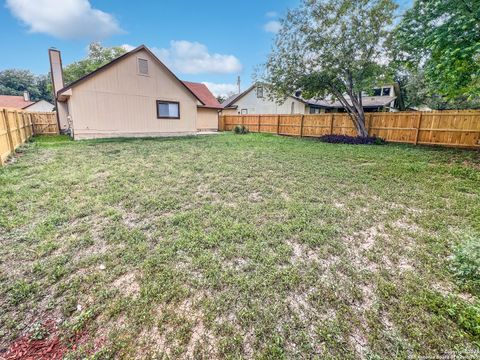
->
220, 111, 480, 149
0, 108, 58, 166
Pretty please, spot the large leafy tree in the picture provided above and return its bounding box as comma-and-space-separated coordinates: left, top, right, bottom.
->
261, 0, 397, 137
63, 42, 127, 85
394, 0, 480, 108
0, 69, 53, 102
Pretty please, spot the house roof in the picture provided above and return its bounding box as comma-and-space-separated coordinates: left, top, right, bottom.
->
23, 99, 54, 109
221, 83, 306, 109
307, 96, 397, 109
182, 81, 222, 109
0, 95, 34, 109
57, 45, 205, 105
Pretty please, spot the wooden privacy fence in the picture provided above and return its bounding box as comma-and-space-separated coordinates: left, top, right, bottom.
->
220, 112, 480, 149
0, 108, 58, 165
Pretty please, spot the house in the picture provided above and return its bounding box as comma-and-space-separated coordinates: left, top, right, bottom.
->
222, 83, 403, 115
49, 45, 220, 140
182, 81, 222, 131
23, 100, 55, 112
221, 84, 307, 115
0, 92, 34, 109
307, 84, 404, 113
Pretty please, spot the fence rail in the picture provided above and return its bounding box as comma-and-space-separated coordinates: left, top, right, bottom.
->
0, 108, 58, 165
220, 112, 480, 149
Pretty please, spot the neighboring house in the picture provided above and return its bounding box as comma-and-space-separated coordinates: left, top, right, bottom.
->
182, 81, 222, 131
221, 84, 306, 115
49, 45, 219, 140
23, 100, 55, 112
0, 92, 34, 109
222, 83, 403, 115
307, 84, 404, 113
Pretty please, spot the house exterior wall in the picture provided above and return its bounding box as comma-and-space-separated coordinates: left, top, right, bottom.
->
197, 108, 218, 131
66, 49, 199, 140
226, 87, 306, 115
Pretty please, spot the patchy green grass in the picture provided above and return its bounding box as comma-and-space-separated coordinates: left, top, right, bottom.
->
1, 133, 479, 359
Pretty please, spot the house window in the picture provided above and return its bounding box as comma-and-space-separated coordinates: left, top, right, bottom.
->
241, 109, 248, 114
291, 102, 295, 114
138, 58, 149, 75
157, 101, 180, 119
256, 86, 264, 98
382, 87, 391, 96
373, 88, 382, 96
310, 107, 320, 114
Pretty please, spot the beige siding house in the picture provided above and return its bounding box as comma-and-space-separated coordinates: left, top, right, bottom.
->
50, 45, 220, 140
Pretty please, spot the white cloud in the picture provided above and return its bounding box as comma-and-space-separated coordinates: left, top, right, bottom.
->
152, 40, 242, 74
5, 0, 123, 39
120, 44, 136, 52
266, 11, 278, 18
202, 82, 239, 97
264, 20, 282, 34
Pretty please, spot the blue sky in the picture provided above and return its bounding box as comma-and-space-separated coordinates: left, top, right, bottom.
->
1, 0, 413, 96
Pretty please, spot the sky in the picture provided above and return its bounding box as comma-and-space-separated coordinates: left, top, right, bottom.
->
0, 0, 413, 97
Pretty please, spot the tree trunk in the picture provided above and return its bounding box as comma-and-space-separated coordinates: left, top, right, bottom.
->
330, 86, 369, 137
350, 109, 368, 137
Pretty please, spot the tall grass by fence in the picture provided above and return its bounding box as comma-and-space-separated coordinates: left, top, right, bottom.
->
220, 112, 480, 149
0, 108, 58, 165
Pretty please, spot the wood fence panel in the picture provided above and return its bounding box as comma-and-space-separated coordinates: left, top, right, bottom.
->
279, 115, 302, 136
220, 111, 480, 149
0, 108, 58, 166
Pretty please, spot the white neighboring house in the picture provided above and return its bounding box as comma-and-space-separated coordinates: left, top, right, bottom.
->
222, 83, 404, 115
23, 100, 55, 112
221, 84, 306, 115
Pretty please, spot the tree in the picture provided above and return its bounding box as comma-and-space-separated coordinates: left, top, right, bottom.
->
261, 0, 397, 137
393, 0, 480, 108
63, 42, 127, 85
0, 69, 53, 102
216, 95, 226, 103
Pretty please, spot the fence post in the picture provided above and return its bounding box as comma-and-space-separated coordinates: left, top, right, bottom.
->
414, 112, 422, 145
276, 115, 280, 135
257, 115, 261, 133
329, 114, 334, 135
3, 109, 15, 153
300, 115, 305, 137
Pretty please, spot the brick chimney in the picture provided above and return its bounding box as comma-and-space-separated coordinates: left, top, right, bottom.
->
48, 48, 65, 99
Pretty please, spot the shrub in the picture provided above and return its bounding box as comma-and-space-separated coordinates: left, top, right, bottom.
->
319, 134, 386, 145
233, 125, 249, 135
450, 235, 480, 295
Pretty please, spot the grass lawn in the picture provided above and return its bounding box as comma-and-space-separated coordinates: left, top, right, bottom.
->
0, 133, 479, 359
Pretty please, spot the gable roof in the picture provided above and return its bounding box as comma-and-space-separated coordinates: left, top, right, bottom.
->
221, 83, 307, 109
0, 95, 34, 109
57, 45, 205, 105
23, 99, 55, 109
182, 81, 222, 109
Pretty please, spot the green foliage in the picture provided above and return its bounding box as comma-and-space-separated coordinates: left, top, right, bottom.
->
393, 0, 480, 109
422, 291, 480, 337
261, 0, 397, 136
0, 69, 53, 102
9, 280, 37, 305
233, 125, 249, 134
63, 42, 127, 85
30, 322, 48, 340
451, 235, 480, 295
